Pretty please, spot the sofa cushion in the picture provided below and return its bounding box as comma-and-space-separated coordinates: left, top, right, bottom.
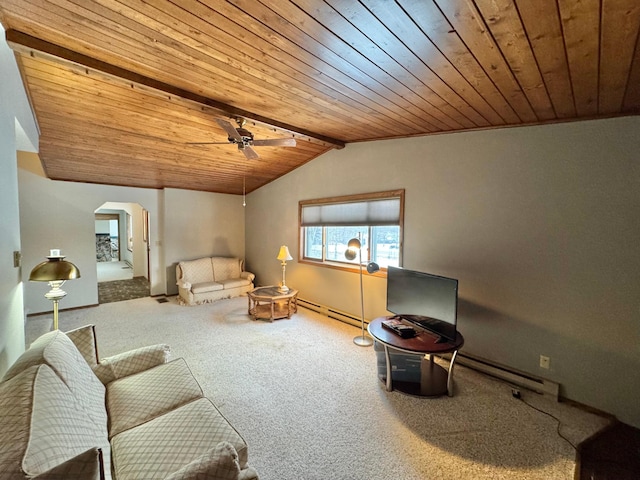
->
2, 330, 108, 432
106, 358, 204, 438
212, 258, 241, 282
65, 325, 99, 366
179, 258, 215, 285
218, 278, 252, 289
164, 442, 240, 480
0, 365, 110, 479
93, 343, 171, 385
32, 448, 103, 480
111, 397, 249, 480
192, 281, 224, 294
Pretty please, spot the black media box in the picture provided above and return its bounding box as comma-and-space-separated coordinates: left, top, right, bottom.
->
373, 341, 422, 383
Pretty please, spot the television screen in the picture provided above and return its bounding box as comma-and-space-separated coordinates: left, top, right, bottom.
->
386, 266, 458, 342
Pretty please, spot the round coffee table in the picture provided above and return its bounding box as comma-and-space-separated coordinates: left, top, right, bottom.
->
247, 286, 299, 322
368, 317, 464, 397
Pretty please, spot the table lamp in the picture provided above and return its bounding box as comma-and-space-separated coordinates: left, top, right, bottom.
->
277, 245, 293, 293
29, 249, 81, 330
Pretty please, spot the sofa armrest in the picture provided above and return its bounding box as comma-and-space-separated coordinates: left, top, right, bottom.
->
32, 448, 104, 480
240, 271, 255, 283
93, 344, 171, 384
65, 325, 99, 366
238, 467, 259, 480
164, 442, 241, 480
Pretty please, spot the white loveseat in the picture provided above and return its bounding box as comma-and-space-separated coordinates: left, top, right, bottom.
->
0, 325, 258, 480
176, 257, 255, 306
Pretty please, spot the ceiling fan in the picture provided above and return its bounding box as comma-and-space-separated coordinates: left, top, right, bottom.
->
188, 118, 297, 160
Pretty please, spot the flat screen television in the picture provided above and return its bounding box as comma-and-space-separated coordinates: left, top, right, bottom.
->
386, 266, 458, 342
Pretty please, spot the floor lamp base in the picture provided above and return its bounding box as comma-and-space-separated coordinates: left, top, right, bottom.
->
353, 335, 374, 347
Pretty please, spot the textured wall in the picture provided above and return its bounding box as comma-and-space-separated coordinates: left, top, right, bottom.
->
245, 117, 640, 427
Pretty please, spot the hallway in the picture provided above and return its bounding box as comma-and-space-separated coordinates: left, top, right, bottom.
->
97, 260, 133, 282
97, 260, 149, 304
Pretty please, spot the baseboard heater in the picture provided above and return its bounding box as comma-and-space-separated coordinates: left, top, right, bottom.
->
298, 297, 560, 400
298, 297, 364, 328
440, 352, 560, 399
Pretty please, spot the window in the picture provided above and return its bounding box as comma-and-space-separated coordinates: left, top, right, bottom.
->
299, 190, 404, 272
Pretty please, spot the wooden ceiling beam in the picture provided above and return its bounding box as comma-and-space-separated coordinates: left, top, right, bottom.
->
5, 29, 345, 150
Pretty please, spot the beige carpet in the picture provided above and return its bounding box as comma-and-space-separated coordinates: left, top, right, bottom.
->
27, 296, 610, 480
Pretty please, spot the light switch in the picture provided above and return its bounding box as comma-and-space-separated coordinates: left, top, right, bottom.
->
13, 251, 21, 268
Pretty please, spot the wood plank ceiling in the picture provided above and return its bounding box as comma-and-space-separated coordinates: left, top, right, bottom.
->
1, 0, 639, 194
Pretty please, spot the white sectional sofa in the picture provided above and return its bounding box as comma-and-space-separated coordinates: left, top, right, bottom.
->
176, 257, 255, 306
0, 325, 258, 480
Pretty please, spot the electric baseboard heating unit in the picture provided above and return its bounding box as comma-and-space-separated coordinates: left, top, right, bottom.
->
298, 297, 560, 400
445, 353, 560, 399
298, 298, 362, 327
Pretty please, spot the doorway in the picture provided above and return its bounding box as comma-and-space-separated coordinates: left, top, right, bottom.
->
95, 202, 150, 303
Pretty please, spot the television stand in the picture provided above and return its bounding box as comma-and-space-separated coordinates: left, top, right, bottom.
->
368, 317, 464, 397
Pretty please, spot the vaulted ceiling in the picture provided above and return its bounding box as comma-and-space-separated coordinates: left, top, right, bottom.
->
2, 1, 639, 194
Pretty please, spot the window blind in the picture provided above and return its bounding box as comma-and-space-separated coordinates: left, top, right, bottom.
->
300, 197, 401, 227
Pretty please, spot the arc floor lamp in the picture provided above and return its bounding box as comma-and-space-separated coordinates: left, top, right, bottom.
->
345, 235, 379, 347
29, 250, 81, 331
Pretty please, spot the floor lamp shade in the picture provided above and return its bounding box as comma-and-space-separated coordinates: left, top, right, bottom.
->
277, 245, 293, 293
29, 250, 81, 330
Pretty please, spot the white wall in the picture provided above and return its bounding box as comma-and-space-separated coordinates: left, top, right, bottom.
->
95, 220, 111, 234
17, 161, 247, 310
163, 188, 245, 295
0, 23, 38, 374
18, 153, 162, 313
246, 117, 640, 427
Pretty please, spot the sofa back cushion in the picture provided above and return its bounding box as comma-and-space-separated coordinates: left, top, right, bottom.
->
65, 324, 100, 367
212, 257, 241, 282
2, 330, 108, 432
0, 365, 109, 478
179, 257, 215, 285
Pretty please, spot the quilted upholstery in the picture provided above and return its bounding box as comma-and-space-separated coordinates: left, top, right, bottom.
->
32, 448, 103, 480
192, 281, 224, 294
177, 257, 254, 306
179, 257, 215, 285
65, 325, 99, 366
111, 398, 250, 480
107, 358, 204, 438
2, 330, 108, 432
164, 442, 240, 480
0, 326, 257, 480
0, 365, 109, 478
93, 343, 171, 385
218, 278, 251, 289
213, 257, 241, 282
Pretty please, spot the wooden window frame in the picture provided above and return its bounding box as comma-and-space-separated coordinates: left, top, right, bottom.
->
298, 189, 404, 275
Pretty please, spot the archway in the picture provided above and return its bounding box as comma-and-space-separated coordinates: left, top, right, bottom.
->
94, 202, 150, 303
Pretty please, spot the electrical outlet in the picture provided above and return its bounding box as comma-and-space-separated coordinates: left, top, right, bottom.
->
539, 355, 550, 369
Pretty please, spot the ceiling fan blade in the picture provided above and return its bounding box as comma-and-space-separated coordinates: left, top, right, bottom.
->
241, 145, 260, 160
216, 118, 243, 142
252, 138, 297, 147
186, 141, 231, 145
